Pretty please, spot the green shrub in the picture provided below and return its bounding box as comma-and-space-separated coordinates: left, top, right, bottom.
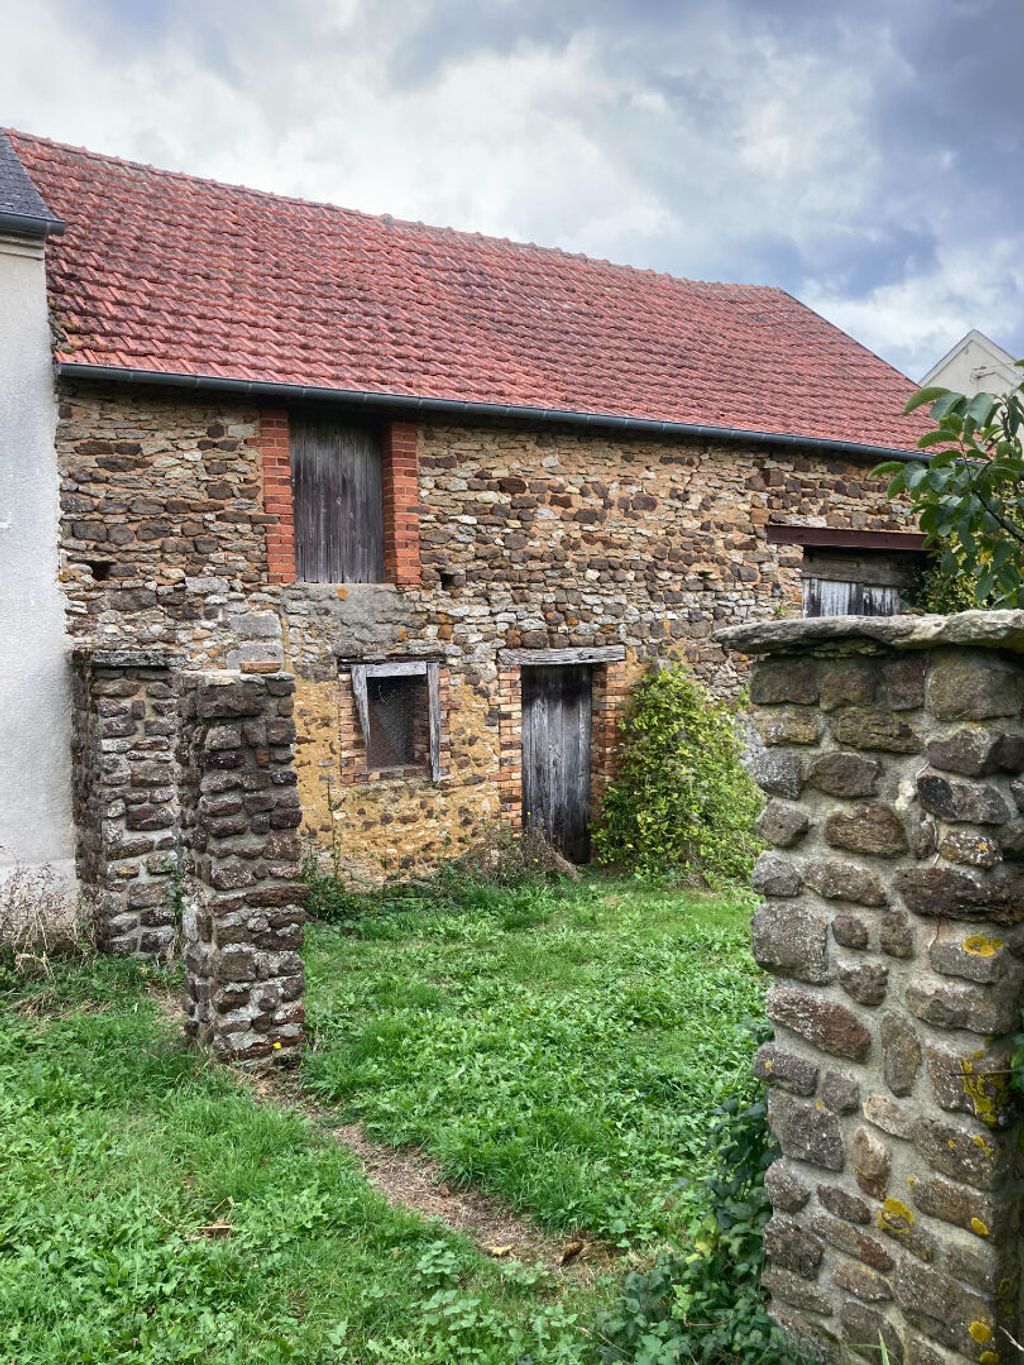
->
589, 1026, 808, 1365
903, 553, 984, 614
593, 664, 762, 884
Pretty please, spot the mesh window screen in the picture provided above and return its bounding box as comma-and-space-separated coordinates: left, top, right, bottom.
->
366, 674, 430, 769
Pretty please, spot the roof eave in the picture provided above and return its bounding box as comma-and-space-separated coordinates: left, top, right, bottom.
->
54, 360, 923, 464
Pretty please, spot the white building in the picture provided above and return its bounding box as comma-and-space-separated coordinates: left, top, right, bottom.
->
921, 329, 1019, 396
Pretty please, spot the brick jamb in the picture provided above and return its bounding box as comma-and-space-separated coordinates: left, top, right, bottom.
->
382, 421, 422, 587
497, 665, 523, 829
258, 408, 295, 584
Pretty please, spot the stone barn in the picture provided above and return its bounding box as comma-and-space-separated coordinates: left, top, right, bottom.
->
0, 128, 930, 902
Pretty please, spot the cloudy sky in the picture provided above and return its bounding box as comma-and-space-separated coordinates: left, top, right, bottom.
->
4, 0, 1022, 378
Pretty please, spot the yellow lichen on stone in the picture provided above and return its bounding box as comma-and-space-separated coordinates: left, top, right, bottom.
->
970, 1217, 990, 1238
970, 1323, 993, 1345
972, 1133, 995, 1155
962, 1059, 1008, 1128
979, 1353, 999, 1365
963, 934, 1003, 958
877, 1198, 914, 1239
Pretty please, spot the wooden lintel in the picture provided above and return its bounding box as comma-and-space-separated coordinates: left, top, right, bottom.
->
498, 645, 626, 667
767, 525, 927, 552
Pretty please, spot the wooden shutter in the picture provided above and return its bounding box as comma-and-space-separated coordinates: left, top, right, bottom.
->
291, 414, 384, 583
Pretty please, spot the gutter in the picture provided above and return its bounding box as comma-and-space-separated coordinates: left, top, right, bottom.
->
0, 210, 65, 237
55, 360, 923, 465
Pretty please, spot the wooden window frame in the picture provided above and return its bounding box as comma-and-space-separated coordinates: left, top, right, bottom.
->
350, 661, 442, 781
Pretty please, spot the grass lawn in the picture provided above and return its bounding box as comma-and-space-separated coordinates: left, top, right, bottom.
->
0, 876, 763, 1363
303, 876, 764, 1245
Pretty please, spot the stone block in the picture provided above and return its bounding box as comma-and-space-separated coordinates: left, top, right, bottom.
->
880, 1012, 921, 1097
749, 659, 820, 706
914, 1117, 1007, 1190
752, 851, 804, 897
838, 961, 889, 1006
830, 708, 923, 754
928, 932, 1011, 985
812, 1214, 895, 1272
938, 829, 1003, 869
906, 978, 1019, 1034
807, 751, 882, 798
752, 903, 831, 983
851, 1126, 890, 1199
825, 802, 907, 857
896, 866, 1024, 925
833, 915, 869, 950
819, 660, 877, 711
893, 1260, 999, 1359
764, 1159, 812, 1213
878, 911, 915, 958
833, 1260, 892, 1303
763, 1215, 825, 1279
751, 748, 804, 799
911, 1176, 1009, 1240
767, 985, 870, 1061
862, 1094, 913, 1139
763, 1266, 834, 1316
755, 800, 810, 848
804, 859, 887, 907
838, 1301, 904, 1360
927, 653, 1024, 722
753, 708, 823, 747
916, 771, 1008, 825
817, 1183, 871, 1225
879, 654, 928, 711
925, 1045, 1015, 1129
821, 1069, 861, 1114
926, 727, 1024, 778
753, 1043, 819, 1096
768, 1091, 845, 1171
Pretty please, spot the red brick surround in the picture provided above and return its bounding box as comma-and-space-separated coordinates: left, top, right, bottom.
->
382, 421, 422, 587
258, 408, 296, 584
259, 413, 420, 587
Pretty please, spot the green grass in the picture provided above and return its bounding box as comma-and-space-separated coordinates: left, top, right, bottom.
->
0, 958, 598, 1363
0, 877, 764, 1363
303, 875, 765, 1246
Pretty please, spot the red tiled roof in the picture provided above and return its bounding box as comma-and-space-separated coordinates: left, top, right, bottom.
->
10, 129, 928, 453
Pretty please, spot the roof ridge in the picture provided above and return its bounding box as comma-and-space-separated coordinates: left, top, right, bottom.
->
5, 126, 781, 295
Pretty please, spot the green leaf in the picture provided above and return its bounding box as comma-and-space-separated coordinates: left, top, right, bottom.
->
903, 386, 951, 415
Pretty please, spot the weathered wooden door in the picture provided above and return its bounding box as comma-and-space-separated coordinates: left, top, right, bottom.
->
521, 665, 592, 863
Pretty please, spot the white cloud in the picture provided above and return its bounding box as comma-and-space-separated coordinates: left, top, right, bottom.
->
1, 0, 1020, 376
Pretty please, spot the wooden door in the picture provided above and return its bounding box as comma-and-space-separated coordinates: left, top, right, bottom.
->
521, 665, 592, 863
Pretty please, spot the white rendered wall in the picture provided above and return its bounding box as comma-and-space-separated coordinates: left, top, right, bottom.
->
0, 231, 75, 887
922, 330, 1018, 396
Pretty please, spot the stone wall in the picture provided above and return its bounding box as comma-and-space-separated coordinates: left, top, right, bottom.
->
58, 380, 914, 875
718, 612, 1024, 1365
177, 671, 304, 1067
71, 648, 182, 956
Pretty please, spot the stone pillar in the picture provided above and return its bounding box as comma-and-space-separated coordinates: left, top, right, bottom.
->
717, 612, 1024, 1365
71, 648, 182, 957
177, 670, 304, 1068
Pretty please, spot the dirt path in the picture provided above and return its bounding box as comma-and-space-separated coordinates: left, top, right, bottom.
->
149, 986, 607, 1273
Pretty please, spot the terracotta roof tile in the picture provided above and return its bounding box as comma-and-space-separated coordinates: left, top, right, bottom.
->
9, 129, 928, 452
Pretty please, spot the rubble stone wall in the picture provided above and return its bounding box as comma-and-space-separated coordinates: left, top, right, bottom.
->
719, 613, 1024, 1365
58, 380, 912, 876
71, 649, 182, 957
177, 671, 305, 1067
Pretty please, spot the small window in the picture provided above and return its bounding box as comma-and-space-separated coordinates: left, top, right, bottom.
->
351, 662, 442, 780
801, 549, 921, 618
291, 412, 383, 583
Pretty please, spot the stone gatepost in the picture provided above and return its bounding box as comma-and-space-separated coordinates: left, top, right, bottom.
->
177, 671, 305, 1068
71, 648, 183, 957
717, 612, 1024, 1365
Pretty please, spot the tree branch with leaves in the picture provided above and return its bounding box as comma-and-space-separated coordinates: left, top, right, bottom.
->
874, 360, 1024, 608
